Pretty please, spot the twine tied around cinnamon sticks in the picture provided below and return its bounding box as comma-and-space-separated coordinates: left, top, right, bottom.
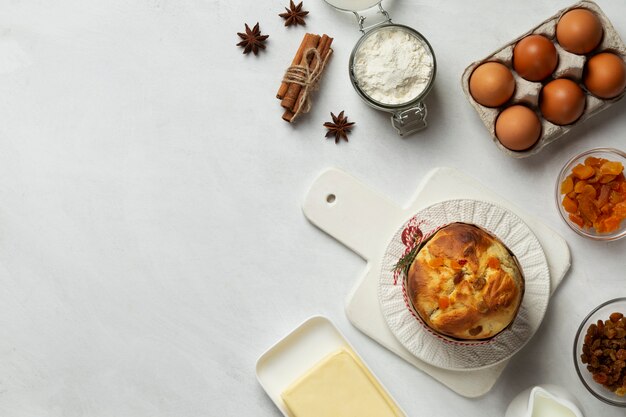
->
282, 47, 332, 120
276, 33, 334, 123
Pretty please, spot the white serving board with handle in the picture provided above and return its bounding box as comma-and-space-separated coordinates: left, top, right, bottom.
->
302, 167, 571, 397
256, 315, 407, 417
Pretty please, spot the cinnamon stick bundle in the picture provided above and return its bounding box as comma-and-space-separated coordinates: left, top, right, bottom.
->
276, 33, 317, 100
281, 34, 320, 111
277, 32, 333, 123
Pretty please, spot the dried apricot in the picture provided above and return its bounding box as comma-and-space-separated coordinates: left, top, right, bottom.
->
579, 184, 597, 198
587, 172, 601, 184
601, 161, 624, 176
561, 176, 574, 194
574, 180, 588, 193
561, 158, 625, 233
600, 175, 617, 184
585, 156, 603, 167
610, 191, 624, 204
615, 202, 626, 217
597, 185, 611, 208
579, 196, 598, 222
572, 164, 595, 180
602, 216, 621, 233
562, 196, 578, 214
569, 213, 585, 227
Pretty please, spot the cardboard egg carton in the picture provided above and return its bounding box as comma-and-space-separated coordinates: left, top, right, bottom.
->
461, 0, 626, 158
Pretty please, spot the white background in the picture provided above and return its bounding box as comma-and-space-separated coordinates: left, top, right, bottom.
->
0, 0, 624, 415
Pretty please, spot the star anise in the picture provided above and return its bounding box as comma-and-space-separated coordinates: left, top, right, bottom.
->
236, 22, 269, 55
324, 111, 355, 144
279, 1, 309, 27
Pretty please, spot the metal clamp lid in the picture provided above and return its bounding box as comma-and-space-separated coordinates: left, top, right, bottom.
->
324, 0, 391, 33
391, 103, 428, 136
353, 3, 391, 33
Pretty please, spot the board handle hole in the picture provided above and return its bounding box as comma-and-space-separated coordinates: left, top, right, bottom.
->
326, 194, 336, 204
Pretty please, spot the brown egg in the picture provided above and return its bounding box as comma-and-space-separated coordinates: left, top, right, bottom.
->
556, 8, 603, 54
495, 105, 542, 151
469, 62, 516, 107
540, 78, 586, 125
513, 35, 558, 81
584, 52, 626, 99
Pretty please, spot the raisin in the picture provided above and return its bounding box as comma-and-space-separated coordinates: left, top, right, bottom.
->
592, 339, 601, 350
581, 313, 626, 396
473, 277, 486, 290
469, 326, 483, 336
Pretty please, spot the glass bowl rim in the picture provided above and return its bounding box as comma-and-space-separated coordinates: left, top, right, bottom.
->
573, 297, 626, 407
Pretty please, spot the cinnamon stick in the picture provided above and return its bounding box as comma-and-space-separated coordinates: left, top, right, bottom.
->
311, 35, 331, 69
282, 109, 295, 123
280, 34, 320, 110
291, 36, 333, 116
276, 33, 314, 100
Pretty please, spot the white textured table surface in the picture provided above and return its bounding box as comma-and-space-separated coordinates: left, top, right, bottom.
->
0, 1, 625, 415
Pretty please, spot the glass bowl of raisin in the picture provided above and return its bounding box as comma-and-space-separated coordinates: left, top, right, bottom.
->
574, 298, 626, 406
556, 148, 626, 241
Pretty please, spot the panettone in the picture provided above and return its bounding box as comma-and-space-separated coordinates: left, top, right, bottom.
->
406, 223, 524, 340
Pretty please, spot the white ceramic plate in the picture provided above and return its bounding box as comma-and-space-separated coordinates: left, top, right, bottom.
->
256, 316, 406, 417
378, 199, 551, 371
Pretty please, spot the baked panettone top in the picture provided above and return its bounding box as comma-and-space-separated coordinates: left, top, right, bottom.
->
406, 223, 524, 340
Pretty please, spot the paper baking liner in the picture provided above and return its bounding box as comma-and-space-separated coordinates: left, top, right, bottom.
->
378, 199, 550, 371
400, 222, 525, 345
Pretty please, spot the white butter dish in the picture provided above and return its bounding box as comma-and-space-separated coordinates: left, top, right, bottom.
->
255, 316, 406, 417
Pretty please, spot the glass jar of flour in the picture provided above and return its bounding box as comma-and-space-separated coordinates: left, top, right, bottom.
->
324, 0, 437, 136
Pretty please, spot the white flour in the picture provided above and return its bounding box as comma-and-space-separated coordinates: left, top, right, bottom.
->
353, 27, 434, 105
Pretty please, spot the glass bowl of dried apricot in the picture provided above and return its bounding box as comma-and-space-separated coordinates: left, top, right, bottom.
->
556, 148, 626, 241
574, 298, 626, 406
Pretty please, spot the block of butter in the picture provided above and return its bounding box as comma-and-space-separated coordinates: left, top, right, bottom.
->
281, 348, 402, 417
